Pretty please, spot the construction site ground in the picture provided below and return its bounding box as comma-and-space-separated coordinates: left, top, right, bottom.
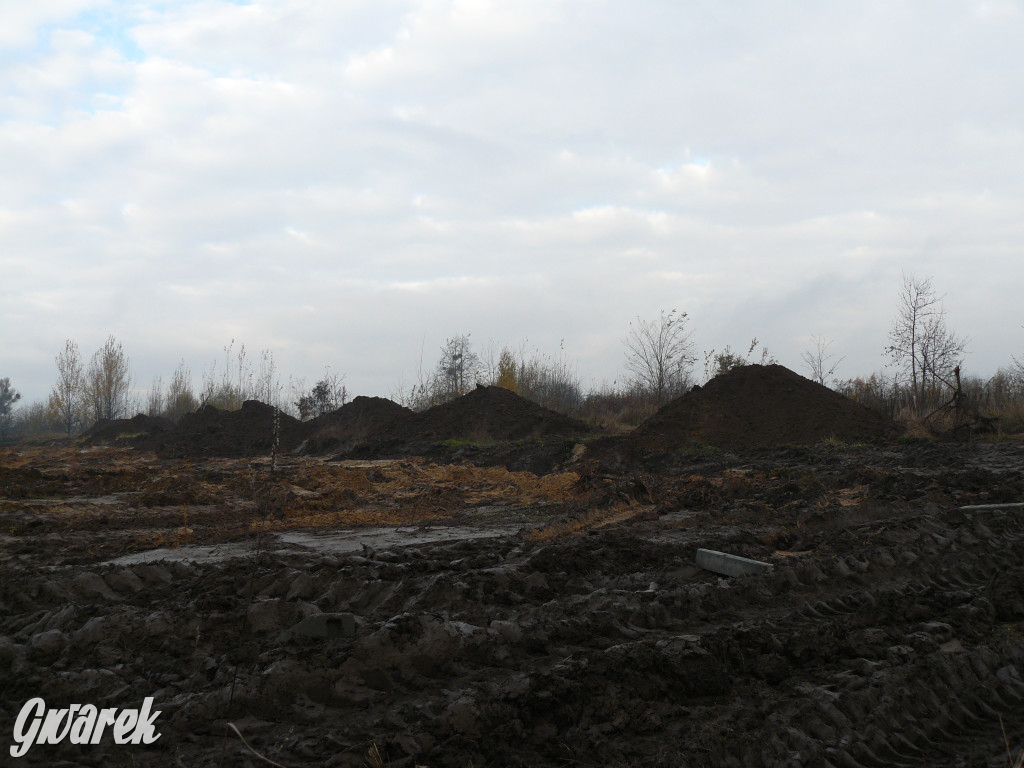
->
3, 434, 1024, 767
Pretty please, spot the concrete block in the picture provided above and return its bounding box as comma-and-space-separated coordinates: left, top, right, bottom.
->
958, 503, 1024, 511
696, 548, 773, 578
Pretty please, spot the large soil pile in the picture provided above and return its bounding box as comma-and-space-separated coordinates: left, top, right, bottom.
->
81, 413, 172, 445
630, 364, 901, 452
141, 400, 306, 459
383, 384, 593, 443
129, 388, 589, 462
301, 396, 413, 454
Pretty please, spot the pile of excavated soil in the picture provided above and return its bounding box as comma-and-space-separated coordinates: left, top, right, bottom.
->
301, 396, 413, 454
382, 385, 593, 443
629, 364, 901, 452
140, 400, 305, 459
81, 413, 172, 445
127, 388, 589, 462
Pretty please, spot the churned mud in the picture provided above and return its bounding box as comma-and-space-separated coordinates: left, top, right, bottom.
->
2, 438, 1023, 767
2, 368, 1023, 767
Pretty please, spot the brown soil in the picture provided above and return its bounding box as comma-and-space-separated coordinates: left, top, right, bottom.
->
2, 440, 1024, 767
134, 387, 589, 468
628, 364, 901, 452
301, 396, 414, 454
81, 413, 173, 445
381, 384, 593, 443
139, 400, 306, 459
329, 386, 593, 474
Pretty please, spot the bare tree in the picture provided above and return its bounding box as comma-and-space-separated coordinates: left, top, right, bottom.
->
200, 341, 254, 409
886, 274, 967, 413
11, 401, 56, 441
705, 338, 776, 380
624, 310, 695, 404
295, 371, 347, 420
398, 335, 580, 413
919, 314, 967, 397
801, 334, 845, 386
253, 349, 278, 406
48, 339, 84, 437
234, 342, 250, 404
165, 360, 197, 421
0, 377, 20, 441
328, 371, 347, 409
886, 274, 938, 408
1014, 325, 1024, 377
85, 335, 133, 422
476, 340, 502, 388
437, 334, 481, 402
146, 376, 165, 417
514, 339, 582, 413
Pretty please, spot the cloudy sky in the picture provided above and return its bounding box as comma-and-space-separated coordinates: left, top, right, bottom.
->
3, 0, 1023, 407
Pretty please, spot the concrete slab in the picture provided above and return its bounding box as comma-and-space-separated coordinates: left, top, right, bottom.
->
103, 524, 521, 566
958, 503, 1024, 511
696, 548, 774, 578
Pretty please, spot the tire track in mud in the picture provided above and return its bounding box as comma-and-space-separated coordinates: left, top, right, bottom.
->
681, 506, 1024, 767
2, 504, 1023, 766
448, 506, 1024, 766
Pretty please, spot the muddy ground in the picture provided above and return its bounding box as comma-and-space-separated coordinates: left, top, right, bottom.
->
2, 437, 1024, 767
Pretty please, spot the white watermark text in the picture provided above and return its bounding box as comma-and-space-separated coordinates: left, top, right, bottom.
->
10, 697, 161, 758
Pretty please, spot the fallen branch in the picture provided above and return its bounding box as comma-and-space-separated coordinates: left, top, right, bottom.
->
227, 722, 292, 768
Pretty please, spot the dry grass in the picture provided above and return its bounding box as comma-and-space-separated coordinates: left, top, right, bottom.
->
525, 503, 651, 542
1001, 715, 1024, 768
251, 459, 581, 531
365, 742, 385, 768
364, 741, 435, 768
897, 416, 935, 439
250, 507, 450, 531
1, 448, 587, 562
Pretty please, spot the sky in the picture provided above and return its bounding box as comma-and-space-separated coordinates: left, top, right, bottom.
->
2, 0, 1024, 408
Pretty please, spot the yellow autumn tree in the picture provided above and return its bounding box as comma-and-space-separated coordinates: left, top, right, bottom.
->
496, 348, 518, 392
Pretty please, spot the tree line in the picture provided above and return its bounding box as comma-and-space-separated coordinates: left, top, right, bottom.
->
3, 272, 1023, 442
4, 339, 350, 441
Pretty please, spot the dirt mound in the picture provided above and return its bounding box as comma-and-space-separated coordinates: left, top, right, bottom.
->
141, 400, 305, 458
301, 396, 413, 454
133, 388, 589, 462
630, 364, 901, 452
81, 413, 172, 445
383, 385, 593, 443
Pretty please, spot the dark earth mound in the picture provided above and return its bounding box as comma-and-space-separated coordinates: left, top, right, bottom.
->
383, 384, 593, 443
333, 386, 594, 472
140, 400, 305, 459
301, 396, 413, 454
630, 363, 901, 452
125, 387, 589, 469
81, 413, 172, 445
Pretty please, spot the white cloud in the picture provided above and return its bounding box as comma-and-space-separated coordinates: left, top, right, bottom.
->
0, 0, 105, 51
3, 0, 1024, 405
343, 0, 561, 86
972, 1, 1023, 20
